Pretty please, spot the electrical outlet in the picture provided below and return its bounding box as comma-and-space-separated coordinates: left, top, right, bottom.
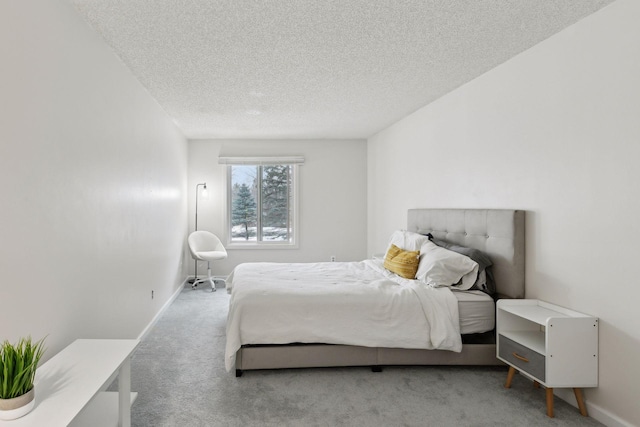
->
151, 290, 154, 299
330, 255, 336, 262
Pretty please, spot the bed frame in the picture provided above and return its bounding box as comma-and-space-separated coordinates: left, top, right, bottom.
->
234, 209, 525, 376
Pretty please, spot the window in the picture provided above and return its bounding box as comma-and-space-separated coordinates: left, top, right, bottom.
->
225, 160, 299, 246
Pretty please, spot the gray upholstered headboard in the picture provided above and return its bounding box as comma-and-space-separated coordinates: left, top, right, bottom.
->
407, 209, 525, 299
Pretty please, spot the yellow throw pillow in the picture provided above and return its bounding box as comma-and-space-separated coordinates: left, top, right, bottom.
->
384, 244, 420, 279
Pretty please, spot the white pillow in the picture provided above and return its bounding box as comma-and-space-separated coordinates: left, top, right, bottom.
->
416, 240, 479, 289
386, 230, 431, 252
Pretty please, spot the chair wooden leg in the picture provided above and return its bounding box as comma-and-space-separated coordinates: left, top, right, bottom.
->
533, 381, 540, 388
574, 388, 588, 416
505, 366, 516, 388
546, 387, 554, 418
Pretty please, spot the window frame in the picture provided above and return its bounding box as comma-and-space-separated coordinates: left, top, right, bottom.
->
224, 162, 299, 249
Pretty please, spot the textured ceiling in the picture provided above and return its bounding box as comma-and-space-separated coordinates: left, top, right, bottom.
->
68, 0, 613, 139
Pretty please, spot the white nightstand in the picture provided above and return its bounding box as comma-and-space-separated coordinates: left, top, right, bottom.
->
496, 299, 598, 418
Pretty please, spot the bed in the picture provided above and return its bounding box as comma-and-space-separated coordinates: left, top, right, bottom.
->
226, 208, 525, 376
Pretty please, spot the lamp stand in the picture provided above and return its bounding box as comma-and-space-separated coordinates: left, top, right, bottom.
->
190, 182, 207, 285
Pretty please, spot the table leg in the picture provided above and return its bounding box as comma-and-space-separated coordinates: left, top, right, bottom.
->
574, 388, 588, 416
546, 387, 554, 418
118, 358, 131, 427
505, 366, 516, 388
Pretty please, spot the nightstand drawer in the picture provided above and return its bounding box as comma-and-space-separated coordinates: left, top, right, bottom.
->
499, 334, 545, 382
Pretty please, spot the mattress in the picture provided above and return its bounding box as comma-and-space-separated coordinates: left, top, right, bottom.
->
453, 289, 495, 334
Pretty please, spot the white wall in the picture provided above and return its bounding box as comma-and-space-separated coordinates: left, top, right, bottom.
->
368, 1, 639, 425
0, 0, 188, 361
188, 139, 367, 275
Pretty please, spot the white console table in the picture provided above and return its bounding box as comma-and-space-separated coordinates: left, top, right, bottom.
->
0, 339, 139, 427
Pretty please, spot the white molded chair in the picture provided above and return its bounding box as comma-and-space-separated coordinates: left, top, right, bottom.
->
188, 231, 227, 292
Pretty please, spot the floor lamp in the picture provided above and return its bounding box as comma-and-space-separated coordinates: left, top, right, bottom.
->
191, 182, 208, 284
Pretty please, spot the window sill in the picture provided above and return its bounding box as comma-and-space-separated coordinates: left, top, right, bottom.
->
226, 243, 299, 250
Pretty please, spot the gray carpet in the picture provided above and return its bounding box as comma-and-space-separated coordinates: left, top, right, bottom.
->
126, 285, 604, 427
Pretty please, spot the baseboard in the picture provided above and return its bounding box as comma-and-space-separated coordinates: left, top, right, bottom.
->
137, 278, 186, 341
554, 388, 634, 427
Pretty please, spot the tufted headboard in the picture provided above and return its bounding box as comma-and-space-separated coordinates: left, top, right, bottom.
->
407, 209, 525, 299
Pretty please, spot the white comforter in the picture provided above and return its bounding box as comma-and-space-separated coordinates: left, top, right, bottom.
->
225, 260, 462, 371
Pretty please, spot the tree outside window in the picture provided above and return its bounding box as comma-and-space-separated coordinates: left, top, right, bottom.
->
231, 182, 256, 240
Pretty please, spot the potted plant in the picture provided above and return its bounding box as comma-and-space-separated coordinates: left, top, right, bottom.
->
0, 337, 46, 420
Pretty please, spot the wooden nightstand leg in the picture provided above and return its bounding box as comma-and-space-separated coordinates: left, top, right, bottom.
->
546, 387, 554, 418
505, 366, 516, 388
574, 388, 588, 416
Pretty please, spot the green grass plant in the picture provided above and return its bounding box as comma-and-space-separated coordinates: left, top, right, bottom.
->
0, 337, 46, 400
